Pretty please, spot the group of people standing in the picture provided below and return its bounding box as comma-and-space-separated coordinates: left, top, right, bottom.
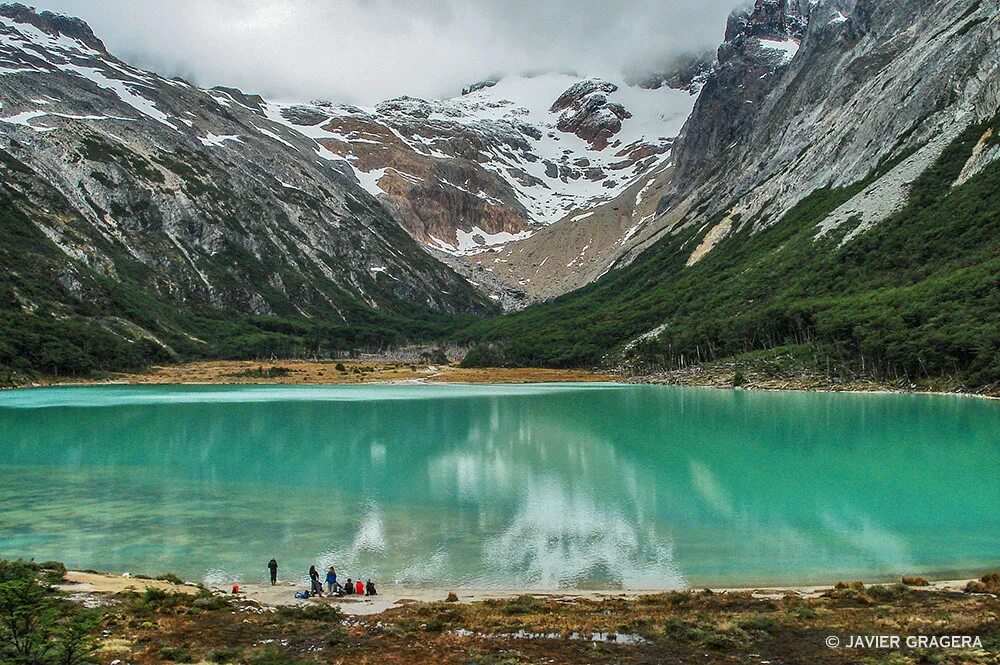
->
309, 564, 376, 597
267, 559, 376, 598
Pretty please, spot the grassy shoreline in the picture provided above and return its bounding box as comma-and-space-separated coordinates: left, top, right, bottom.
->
1, 359, 617, 389
5, 356, 998, 401
57, 568, 999, 612
11, 561, 1000, 665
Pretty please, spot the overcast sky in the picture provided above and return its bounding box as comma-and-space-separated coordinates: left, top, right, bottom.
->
36, 0, 739, 104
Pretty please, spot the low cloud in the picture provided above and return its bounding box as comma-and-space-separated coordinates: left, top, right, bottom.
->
37, 0, 738, 104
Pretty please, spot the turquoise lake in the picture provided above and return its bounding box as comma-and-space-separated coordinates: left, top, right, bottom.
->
1, 383, 998, 589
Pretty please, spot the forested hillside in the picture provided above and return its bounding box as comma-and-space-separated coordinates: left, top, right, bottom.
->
461, 112, 1000, 389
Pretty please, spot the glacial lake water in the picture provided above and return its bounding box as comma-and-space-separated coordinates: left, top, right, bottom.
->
1, 383, 998, 589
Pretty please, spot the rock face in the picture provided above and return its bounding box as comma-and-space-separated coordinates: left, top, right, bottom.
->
668, 0, 813, 191
461, 0, 1000, 305
0, 4, 491, 343
655, 0, 1000, 243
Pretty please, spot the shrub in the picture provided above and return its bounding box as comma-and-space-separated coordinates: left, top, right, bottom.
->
965, 573, 1000, 594
191, 592, 232, 612
159, 646, 193, 662
247, 648, 306, 665
0, 560, 100, 665
737, 614, 776, 633
423, 616, 446, 632
142, 587, 168, 604
419, 347, 449, 365
207, 647, 241, 663
275, 602, 342, 622
500, 595, 548, 615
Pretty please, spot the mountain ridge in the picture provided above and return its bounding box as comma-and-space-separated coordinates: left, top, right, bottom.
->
457, 0, 1000, 391
0, 2, 492, 375
3, 0, 1000, 390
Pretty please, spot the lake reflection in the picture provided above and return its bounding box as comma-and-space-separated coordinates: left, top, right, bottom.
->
1, 384, 998, 587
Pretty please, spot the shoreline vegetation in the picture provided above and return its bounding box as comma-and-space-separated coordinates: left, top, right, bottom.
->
6, 561, 1000, 665
1, 359, 617, 389
4, 356, 998, 399
624, 353, 1000, 399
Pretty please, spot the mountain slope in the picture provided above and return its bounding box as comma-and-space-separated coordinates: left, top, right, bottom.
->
0, 4, 492, 375
647, 0, 999, 252
461, 0, 1000, 390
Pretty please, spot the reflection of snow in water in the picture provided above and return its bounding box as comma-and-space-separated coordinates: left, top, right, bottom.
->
689, 460, 734, 518
821, 511, 914, 570
310, 413, 912, 589
203, 568, 240, 586
317, 505, 386, 574
427, 449, 514, 500
482, 479, 685, 589
395, 548, 450, 585
353, 509, 387, 554
424, 418, 685, 588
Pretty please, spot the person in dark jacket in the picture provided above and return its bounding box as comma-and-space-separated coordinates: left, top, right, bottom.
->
309, 565, 323, 596
344, 578, 353, 594
267, 559, 278, 586
366, 579, 377, 596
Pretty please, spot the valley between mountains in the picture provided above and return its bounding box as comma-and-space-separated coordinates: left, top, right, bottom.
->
1, 0, 999, 392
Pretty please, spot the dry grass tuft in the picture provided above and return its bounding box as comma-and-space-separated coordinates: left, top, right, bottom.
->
901, 576, 929, 586
965, 572, 1000, 594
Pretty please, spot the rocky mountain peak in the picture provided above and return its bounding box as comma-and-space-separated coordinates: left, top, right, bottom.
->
374, 96, 433, 118
0, 7, 494, 339
0, 3, 106, 53
630, 52, 715, 95
549, 80, 633, 150
725, 0, 809, 43
461, 79, 499, 96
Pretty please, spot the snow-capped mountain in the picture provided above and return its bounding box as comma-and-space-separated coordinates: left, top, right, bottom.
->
453, 0, 819, 303
262, 73, 699, 256
0, 2, 491, 352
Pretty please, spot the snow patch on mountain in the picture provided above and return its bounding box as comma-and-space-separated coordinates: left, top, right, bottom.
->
198, 133, 242, 147
257, 72, 698, 255
759, 38, 800, 62
434, 226, 535, 255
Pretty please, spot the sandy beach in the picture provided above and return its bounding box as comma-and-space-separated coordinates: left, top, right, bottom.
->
58, 570, 982, 616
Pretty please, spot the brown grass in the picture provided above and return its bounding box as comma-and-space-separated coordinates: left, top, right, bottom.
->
39, 360, 616, 387
80, 583, 1000, 665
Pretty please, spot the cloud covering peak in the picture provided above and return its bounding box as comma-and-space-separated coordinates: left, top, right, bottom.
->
33, 0, 737, 104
